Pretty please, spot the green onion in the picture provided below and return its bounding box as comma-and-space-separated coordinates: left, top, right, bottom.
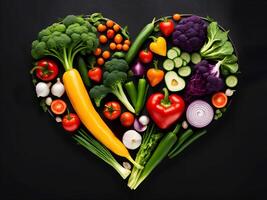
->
74, 129, 131, 179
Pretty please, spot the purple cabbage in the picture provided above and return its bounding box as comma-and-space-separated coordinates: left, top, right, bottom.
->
172, 15, 207, 53
185, 60, 224, 100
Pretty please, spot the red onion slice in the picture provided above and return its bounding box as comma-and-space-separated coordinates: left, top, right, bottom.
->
186, 100, 214, 128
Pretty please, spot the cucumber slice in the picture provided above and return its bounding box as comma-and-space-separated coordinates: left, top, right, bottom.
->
172, 47, 181, 56
167, 49, 179, 59
180, 52, 190, 63
163, 59, 175, 71
165, 71, 186, 92
182, 60, 187, 66
225, 75, 238, 88
178, 66, 191, 77
191, 53, 201, 64
173, 57, 183, 68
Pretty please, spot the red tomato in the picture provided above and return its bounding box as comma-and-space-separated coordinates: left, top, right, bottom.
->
159, 19, 175, 37
103, 102, 121, 120
62, 113, 81, 132
32, 59, 59, 81
51, 99, 67, 115
88, 67, 102, 83
139, 50, 153, 64
120, 112, 135, 127
107, 29, 115, 39
212, 92, 228, 108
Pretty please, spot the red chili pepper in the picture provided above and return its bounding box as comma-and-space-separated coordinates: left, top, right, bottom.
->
146, 88, 185, 129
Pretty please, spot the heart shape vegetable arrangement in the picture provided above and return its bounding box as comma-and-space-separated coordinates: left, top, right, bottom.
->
30, 13, 239, 189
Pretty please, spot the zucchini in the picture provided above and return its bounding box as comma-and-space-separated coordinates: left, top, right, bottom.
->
178, 66, 191, 77
173, 57, 183, 68
225, 75, 238, 88
163, 59, 175, 71
191, 53, 201, 64
167, 49, 179, 59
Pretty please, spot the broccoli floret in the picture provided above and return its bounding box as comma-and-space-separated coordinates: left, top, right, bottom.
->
31, 15, 99, 71
104, 58, 129, 72
89, 85, 110, 107
103, 70, 135, 113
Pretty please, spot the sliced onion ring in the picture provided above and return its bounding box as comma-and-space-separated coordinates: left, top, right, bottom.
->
186, 100, 214, 128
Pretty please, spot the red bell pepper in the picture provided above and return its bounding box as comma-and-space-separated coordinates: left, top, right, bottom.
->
146, 88, 185, 129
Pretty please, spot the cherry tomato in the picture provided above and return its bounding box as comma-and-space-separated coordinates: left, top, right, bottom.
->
97, 24, 107, 32
139, 50, 153, 64
93, 48, 102, 56
88, 67, 102, 83
114, 34, 123, 44
99, 35, 108, 44
109, 42, 117, 50
31, 59, 59, 81
107, 29, 115, 39
106, 20, 114, 28
122, 44, 129, 51
103, 102, 121, 120
97, 57, 105, 65
62, 113, 81, 132
120, 112, 135, 127
116, 44, 123, 50
113, 24, 121, 32
102, 51, 111, 59
173, 13, 181, 21
124, 39, 131, 45
51, 99, 67, 115
212, 92, 228, 108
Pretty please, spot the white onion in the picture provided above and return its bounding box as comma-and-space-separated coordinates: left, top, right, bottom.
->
186, 100, 214, 128
122, 130, 142, 150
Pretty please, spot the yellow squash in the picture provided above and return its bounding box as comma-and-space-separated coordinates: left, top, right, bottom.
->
63, 68, 142, 168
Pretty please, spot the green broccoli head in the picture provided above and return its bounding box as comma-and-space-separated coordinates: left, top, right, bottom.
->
103, 71, 128, 90
104, 58, 129, 73
89, 85, 110, 107
31, 15, 99, 70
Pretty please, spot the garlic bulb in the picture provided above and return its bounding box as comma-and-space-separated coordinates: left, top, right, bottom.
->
51, 78, 65, 97
36, 82, 51, 97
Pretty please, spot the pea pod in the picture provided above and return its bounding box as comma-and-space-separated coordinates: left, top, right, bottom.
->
125, 18, 156, 64
132, 124, 181, 189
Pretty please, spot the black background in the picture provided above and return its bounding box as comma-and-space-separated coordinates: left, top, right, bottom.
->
1, 0, 267, 199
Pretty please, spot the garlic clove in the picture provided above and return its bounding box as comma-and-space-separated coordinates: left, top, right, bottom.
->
45, 97, 52, 106
51, 78, 65, 97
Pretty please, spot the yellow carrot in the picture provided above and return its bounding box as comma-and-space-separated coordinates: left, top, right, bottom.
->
63, 68, 142, 169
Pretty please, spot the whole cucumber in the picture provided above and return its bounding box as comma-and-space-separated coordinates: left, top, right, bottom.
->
125, 18, 155, 64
